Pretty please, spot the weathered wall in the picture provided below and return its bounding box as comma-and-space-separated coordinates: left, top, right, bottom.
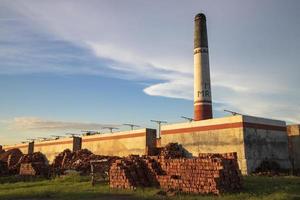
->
287, 124, 300, 170
34, 138, 74, 163
242, 116, 290, 173
160, 116, 247, 174
82, 128, 156, 157
161, 115, 291, 175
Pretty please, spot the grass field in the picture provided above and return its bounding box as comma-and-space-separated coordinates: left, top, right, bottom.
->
0, 175, 300, 200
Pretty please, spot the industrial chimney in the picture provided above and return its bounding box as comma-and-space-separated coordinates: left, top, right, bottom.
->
194, 13, 213, 120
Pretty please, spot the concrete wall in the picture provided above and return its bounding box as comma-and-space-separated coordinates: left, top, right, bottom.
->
160, 115, 247, 174
243, 116, 290, 173
34, 138, 74, 163
287, 124, 300, 170
1, 129, 157, 163
161, 115, 291, 175
82, 128, 156, 157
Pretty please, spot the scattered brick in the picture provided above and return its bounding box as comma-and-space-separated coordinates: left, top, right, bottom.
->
52, 149, 119, 176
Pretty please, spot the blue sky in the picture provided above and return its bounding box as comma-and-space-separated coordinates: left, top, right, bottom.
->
0, 0, 300, 145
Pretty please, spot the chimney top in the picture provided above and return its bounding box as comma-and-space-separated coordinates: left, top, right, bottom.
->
195, 13, 206, 21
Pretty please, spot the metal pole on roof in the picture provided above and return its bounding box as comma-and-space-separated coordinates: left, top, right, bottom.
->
102, 127, 119, 133
181, 116, 194, 122
123, 123, 140, 130
65, 133, 81, 137
81, 130, 99, 136
37, 137, 48, 141
51, 135, 63, 140
224, 109, 242, 116
150, 120, 167, 139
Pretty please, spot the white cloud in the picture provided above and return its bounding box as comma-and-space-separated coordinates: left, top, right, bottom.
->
144, 78, 193, 100
1, 1, 299, 123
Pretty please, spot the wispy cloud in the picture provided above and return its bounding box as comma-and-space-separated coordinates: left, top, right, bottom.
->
3, 117, 120, 131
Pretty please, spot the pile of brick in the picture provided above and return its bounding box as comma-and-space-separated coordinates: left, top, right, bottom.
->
51, 149, 72, 173
109, 152, 242, 195
0, 148, 23, 174
0, 148, 23, 166
52, 149, 93, 174
19, 152, 49, 176
19, 152, 47, 164
19, 163, 49, 176
156, 143, 187, 158
0, 160, 8, 175
52, 149, 119, 175
0, 150, 51, 176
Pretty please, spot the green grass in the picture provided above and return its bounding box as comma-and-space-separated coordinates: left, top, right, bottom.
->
0, 175, 300, 200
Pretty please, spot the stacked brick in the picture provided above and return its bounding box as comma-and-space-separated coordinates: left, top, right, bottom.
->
109, 152, 242, 195
109, 155, 159, 189
157, 153, 242, 194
